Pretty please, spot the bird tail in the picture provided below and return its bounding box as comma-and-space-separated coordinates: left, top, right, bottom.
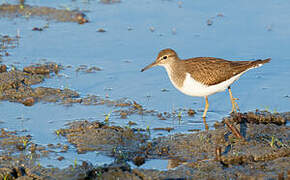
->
251, 58, 271, 68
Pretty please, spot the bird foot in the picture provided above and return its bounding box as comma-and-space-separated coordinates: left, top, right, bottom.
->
231, 98, 240, 113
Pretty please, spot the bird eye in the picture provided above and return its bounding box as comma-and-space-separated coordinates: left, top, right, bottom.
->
163, 56, 167, 60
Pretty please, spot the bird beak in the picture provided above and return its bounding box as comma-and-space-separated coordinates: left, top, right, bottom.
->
141, 61, 158, 72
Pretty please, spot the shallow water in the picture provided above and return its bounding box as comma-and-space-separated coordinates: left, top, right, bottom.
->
0, 0, 289, 169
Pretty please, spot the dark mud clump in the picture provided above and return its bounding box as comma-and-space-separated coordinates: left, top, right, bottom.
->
221, 111, 289, 125
57, 120, 149, 162
0, 4, 88, 24
0, 63, 79, 105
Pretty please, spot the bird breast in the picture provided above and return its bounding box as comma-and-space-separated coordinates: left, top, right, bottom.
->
180, 73, 244, 97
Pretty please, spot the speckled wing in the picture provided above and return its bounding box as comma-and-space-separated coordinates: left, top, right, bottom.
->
182, 57, 261, 86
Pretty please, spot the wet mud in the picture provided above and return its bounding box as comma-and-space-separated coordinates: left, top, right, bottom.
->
50, 112, 289, 179
0, 4, 88, 24
57, 120, 149, 158
0, 63, 79, 106
0, 128, 99, 180
0, 62, 289, 179
1, 0, 289, 178
0, 62, 169, 121
0, 80, 289, 180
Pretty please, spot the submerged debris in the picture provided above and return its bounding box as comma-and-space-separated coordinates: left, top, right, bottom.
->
153, 127, 174, 132
0, 4, 88, 24
97, 28, 107, 33
207, 19, 213, 26
76, 65, 102, 73
0, 35, 19, 57
100, 0, 121, 4
224, 119, 244, 140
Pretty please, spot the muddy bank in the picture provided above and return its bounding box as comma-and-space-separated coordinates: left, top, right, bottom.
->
55, 112, 289, 179
0, 63, 175, 121
0, 4, 88, 24
0, 128, 98, 180
0, 63, 79, 106
0, 111, 289, 179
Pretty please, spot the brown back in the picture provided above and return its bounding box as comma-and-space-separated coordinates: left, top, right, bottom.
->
180, 57, 270, 86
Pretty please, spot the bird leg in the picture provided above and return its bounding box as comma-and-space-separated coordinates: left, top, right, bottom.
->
202, 96, 209, 118
228, 87, 240, 113
202, 117, 209, 130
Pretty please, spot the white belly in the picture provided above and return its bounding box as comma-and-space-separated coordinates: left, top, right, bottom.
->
174, 73, 245, 97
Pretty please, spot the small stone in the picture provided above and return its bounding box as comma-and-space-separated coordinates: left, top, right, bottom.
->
133, 156, 145, 166
128, 121, 137, 126
47, 144, 54, 148
207, 19, 213, 26
82, 161, 89, 168
178, 1, 182, 8
30, 143, 37, 153
16, 144, 25, 151
187, 109, 196, 116
149, 26, 155, 32
97, 28, 106, 32
57, 156, 64, 161
75, 12, 89, 24
22, 97, 35, 106
172, 28, 176, 35
161, 88, 169, 92
32, 27, 43, 31
100, 0, 121, 4
85, 66, 102, 73
0, 64, 7, 73
120, 112, 128, 119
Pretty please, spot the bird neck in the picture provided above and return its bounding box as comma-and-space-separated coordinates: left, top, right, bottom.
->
162, 61, 186, 88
